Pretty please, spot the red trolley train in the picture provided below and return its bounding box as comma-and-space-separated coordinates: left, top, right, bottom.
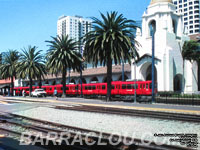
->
13, 80, 156, 100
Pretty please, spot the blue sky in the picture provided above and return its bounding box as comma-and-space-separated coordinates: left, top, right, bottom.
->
0, 0, 150, 53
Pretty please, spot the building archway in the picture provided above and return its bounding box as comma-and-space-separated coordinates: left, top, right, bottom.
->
174, 74, 182, 92
90, 77, 99, 83
79, 78, 87, 84
146, 65, 157, 81
45, 80, 49, 85
118, 74, 128, 81
52, 80, 56, 85
70, 79, 76, 84
102, 77, 113, 83
140, 63, 157, 81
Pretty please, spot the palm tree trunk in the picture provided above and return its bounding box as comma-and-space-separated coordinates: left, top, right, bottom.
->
39, 76, 42, 88
29, 77, 33, 97
62, 68, 67, 98
11, 76, 14, 96
106, 54, 112, 101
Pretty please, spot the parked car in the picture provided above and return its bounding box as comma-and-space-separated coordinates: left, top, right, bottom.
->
31, 89, 47, 97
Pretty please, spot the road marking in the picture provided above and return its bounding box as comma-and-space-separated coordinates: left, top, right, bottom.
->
0, 101, 10, 105
0, 100, 33, 104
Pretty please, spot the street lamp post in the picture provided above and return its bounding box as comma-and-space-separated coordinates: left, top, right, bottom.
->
152, 30, 155, 103
80, 45, 83, 98
134, 59, 137, 103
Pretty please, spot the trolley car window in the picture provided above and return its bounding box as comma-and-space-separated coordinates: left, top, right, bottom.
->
88, 86, 91, 90
150, 83, 152, 89
131, 84, 138, 89
75, 86, 79, 90
66, 87, 69, 90
127, 84, 131, 89
146, 84, 148, 89
92, 86, 96, 90
102, 85, 106, 90
112, 85, 115, 89
61, 87, 63, 90
50, 87, 52, 90
122, 84, 126, 89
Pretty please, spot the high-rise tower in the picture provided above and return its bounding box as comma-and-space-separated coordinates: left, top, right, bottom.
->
57, 15, 91, 42
172, 0, 200, 35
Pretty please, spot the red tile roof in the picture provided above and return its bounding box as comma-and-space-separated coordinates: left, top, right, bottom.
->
0, 79, 11, 85
30, 64, 131, 81
190, 34, 200, 41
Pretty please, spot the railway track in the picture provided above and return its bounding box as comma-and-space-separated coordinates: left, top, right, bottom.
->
54, 105, 200, 123
0, 113, 193, 150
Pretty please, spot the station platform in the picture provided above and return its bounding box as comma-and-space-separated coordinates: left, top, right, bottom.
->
1, 96, 200, 115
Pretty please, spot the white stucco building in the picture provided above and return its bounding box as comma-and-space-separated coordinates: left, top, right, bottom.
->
131, 0, 199, 93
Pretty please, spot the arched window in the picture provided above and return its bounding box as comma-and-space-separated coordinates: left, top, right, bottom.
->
149, 20, 156, 37
172, 19, 177, 35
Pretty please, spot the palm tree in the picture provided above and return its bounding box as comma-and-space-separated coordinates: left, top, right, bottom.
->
182, 40, 199, 61
181, 40, 199, 93
83, 11, 139, 101
0, 50, 19, 96
46, 35, 82, 97
0, 53, 3, 65
17, 46, 46, 96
